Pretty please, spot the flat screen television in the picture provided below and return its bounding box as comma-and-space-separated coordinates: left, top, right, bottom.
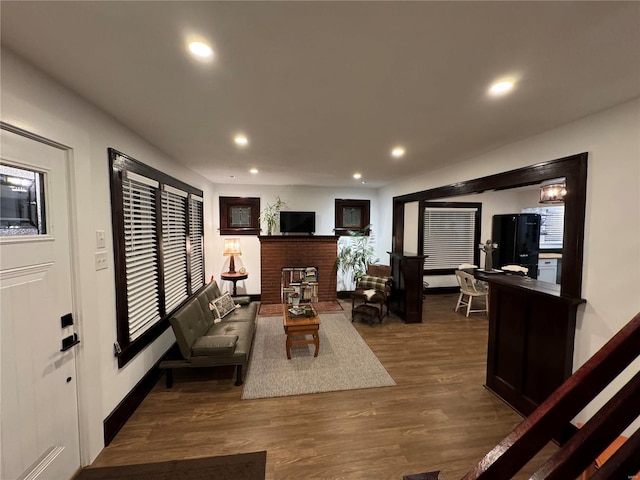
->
280, 211, 315, 234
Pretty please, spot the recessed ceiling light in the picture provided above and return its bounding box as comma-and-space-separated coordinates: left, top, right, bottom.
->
391, 147, 405, 158
353, 173, 362, 180
188, 41, 213, 58
489, 79, 515, 96
249, 168, 258, 174
234, 135, 249, 146
361, 181, 367, 184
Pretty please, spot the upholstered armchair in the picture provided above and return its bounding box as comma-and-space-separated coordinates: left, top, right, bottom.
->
351, 264, 393, 321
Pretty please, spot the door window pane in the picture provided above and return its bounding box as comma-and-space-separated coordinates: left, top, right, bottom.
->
230, 205, 252, 227
0, 164, 46, 236
342, 207, 362, 228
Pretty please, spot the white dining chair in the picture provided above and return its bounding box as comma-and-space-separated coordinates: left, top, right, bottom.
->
454, 270, 488, 317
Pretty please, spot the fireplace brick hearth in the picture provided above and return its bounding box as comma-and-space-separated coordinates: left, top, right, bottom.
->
259, 235, 338, 305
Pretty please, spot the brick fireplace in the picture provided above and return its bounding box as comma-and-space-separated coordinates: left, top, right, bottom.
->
259, 235, 339, 304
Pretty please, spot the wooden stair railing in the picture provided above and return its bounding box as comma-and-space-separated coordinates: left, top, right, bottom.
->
462, 312, 640, 480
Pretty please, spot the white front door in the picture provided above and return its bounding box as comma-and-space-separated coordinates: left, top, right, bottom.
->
1, 127, 81, 480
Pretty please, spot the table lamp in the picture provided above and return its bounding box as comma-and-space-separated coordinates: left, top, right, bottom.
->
223, 238, 241, 274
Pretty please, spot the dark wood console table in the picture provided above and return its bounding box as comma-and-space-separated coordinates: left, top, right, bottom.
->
478, 272, 586, 417
389, 251, 426, 323
220, 271, 248, 296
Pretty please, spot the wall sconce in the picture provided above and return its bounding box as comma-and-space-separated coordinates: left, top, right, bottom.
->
223, 238, 241, 274
540, 180, 567, 204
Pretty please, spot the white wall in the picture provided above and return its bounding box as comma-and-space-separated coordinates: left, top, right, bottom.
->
211, 183, 379, 294
379, 98, 640, 432
403, 202, 419, 254
0, 49, 220, 463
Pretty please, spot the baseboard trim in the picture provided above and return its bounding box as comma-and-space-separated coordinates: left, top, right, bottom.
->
103, 345, 171, 446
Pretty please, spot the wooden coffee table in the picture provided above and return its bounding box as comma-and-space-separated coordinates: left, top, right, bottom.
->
282, 303, 320, 359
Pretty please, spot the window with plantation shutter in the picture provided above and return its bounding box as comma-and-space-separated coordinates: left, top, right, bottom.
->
109, 148, 205, 367
162, 185, 188, 312
523, 205, 564, 249
420, 202, 481, 272
122, 171, 161, 341
189, 195, 204, 291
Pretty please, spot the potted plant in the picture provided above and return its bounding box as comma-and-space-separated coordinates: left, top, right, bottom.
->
335, 224, 378, 289
259, 195, 286, 235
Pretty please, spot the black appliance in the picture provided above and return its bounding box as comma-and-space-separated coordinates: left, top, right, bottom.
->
491, 214, 541, 278
279, 211, 315, 234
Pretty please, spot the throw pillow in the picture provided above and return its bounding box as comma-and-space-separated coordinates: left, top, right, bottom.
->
210, 293, 237, 320
357, 274, 392, 292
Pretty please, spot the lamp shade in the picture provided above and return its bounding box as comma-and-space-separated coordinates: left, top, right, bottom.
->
223, 238, 241, 256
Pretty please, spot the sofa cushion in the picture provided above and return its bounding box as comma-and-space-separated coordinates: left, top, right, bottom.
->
210, 292, 238, 319
169, 301, 210, 360
196, 281, 223, 321
220, 302, 258, 323
206, 319, 253, 338
233, 295, 251, 306
192, 335, 238, 356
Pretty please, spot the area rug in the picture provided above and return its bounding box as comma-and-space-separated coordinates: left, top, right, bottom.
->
75, 451, 266, 480
242, 313, 395, 400
258, 301, 343, 316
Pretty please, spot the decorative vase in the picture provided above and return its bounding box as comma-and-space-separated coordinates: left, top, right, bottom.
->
292, 296, 300, 307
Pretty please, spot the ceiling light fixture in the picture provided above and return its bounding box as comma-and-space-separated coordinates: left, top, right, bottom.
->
489, 79, 515, 96
539, 180, 567, 204
353, 173, 362, 180
249, 168, 258, 174
391, 147, 405, 158
188, 41, 213, 59
234, 135, 249, 146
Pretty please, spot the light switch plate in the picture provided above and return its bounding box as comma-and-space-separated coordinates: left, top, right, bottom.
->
96, 230, 106, 249
95, 251, 108, 271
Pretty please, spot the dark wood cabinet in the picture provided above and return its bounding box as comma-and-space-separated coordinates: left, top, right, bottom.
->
389, 252, 426, 323
481, 274, 585, 416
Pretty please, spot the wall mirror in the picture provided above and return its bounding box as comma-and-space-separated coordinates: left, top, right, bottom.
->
392, 153, 587, 299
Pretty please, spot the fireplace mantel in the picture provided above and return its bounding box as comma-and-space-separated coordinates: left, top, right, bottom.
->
259, 235, 339, 304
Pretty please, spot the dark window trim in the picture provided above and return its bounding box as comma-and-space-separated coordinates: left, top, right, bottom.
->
219, 196, 260, 235
418, 201, 482, 274
334, 199, 371, 235
108, 148, 205, 367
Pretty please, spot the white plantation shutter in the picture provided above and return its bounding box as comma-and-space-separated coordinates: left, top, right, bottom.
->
523, 205, 565, 248
540, 206, 564, 247
162, 186, 188, 312
423, 208, 477, 269
189, 195, 204, 291
123, 173, 161, 341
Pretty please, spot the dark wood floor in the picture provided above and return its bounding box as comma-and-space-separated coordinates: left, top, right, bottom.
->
92, 294, 557, 479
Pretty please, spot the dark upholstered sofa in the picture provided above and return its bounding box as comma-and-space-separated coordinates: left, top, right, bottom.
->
160, 281, 259, 387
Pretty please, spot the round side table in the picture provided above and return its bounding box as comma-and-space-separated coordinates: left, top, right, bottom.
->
220, 271, 248, 296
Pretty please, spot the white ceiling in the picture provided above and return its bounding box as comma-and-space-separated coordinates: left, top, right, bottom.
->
1, 1, 639, 188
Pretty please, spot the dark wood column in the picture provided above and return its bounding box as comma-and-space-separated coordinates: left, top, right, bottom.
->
479, 274, 585, 416
389, 252, 427, 323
